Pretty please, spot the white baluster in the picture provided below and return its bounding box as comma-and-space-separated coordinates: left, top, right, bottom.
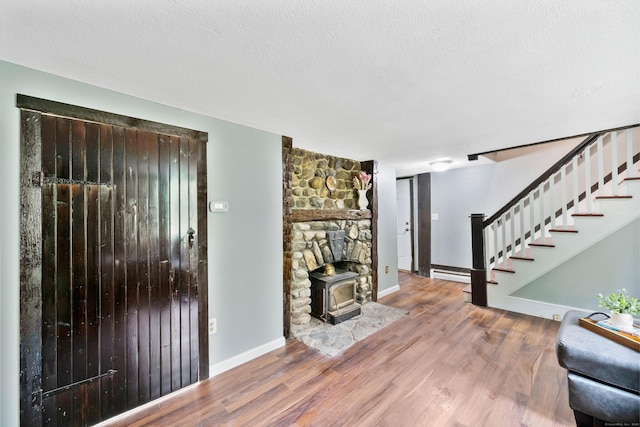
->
611, 132, 618, 196
597, 136, 604, 196
501, 214, 507, 267
493, 219, 500, 267
561, 166, 567, 228
539, 182, 546, 242
510, 206, 515, 259
519, 199, 525, 257
572, 157, 579, 215
585, 145, 592, 212
529, 193, 535, 247
549, 175, 555, 229
627, 129, 634, 179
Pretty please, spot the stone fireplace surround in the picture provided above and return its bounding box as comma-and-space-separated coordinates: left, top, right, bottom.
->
286, 147, 376, 330
290, 219, 372, 327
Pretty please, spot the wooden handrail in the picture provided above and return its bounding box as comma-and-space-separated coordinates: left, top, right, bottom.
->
468, 123, 640, 161
483, 123, 640, 227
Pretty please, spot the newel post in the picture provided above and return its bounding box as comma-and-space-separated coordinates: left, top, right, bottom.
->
470, 214, 487, 306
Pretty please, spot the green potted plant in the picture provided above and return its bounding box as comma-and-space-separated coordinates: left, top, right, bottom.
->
597, 288, 640, 330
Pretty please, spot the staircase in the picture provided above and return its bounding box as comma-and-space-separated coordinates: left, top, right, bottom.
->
467, 126, 640, 319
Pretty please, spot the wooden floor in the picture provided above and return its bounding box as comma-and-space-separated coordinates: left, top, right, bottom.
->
100, 272, 575, 427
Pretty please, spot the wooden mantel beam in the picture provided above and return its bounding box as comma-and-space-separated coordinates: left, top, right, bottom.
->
292, 209, 372, 222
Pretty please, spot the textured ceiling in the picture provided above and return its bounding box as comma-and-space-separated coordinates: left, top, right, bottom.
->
1, 1, 639, 176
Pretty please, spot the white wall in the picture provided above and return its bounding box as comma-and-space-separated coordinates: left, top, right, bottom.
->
431, 166, 491, 269
512, 219, 640, 310
375, 162, 399, 295
0, 60, 283, 425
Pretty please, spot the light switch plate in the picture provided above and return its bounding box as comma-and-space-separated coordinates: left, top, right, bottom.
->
209, 201, 229, 212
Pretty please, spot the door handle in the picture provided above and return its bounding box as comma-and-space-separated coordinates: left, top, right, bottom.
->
187, 228, 195, 249
405, 228, 410, 232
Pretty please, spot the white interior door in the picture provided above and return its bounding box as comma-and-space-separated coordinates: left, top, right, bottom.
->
396, 179, 413, 271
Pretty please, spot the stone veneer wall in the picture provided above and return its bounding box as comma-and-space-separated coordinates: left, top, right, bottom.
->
289, 148, 373, 329
292, 148, 361, 209
290, 220, 373, 327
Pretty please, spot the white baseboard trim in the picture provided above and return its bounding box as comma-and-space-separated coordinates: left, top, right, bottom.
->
209, 336, 286, 377
378, 284, 400, 299
431, 269, 471, 284
94, 382, 201, 426
490, 295, 590, 321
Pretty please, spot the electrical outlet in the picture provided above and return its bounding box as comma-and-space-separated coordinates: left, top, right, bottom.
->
209, 318, 217, 334
552, 314, 561, 322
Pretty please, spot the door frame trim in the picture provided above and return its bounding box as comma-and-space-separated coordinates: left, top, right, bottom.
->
17, 95, 208, 143
416, 173, 431, 277
396, 177, 415, 272
19, 108, 44, 426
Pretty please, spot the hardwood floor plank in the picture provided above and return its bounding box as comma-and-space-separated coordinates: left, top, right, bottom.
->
99, 272, 574, 427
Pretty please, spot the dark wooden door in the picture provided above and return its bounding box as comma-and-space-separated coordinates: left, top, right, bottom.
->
19, 96, 209, 426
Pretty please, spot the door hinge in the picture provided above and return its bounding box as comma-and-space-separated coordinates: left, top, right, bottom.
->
31, 171, 44, 187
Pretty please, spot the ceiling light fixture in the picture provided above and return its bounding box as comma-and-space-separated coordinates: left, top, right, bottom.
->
429, 160, 453, 172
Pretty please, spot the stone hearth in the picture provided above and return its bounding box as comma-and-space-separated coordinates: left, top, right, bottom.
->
291, 302, 408, 357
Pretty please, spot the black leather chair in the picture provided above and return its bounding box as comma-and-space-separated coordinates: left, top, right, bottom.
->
556, 310, 640, 426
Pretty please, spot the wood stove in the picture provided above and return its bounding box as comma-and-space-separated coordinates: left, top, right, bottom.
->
309, 269, 361, 324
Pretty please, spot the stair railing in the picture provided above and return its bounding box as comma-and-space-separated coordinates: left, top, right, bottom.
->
470, 124, 640, 306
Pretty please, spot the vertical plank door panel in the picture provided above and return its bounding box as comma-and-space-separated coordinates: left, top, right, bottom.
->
54, 117, 73, 426
85, 121, 102, 425
99, 124, 116, 419
169, 136, 182, 392
137, 130, 151, 404
71, 119, 88, 426
86, 183, 102, 426
179, 137, 191, 387
111, 126, 128, 415
125, 128, 139, 407
41, 114, 58, 424
55, 184, 72, 426
147, 133, 162, 401
157, 135, 172, 396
